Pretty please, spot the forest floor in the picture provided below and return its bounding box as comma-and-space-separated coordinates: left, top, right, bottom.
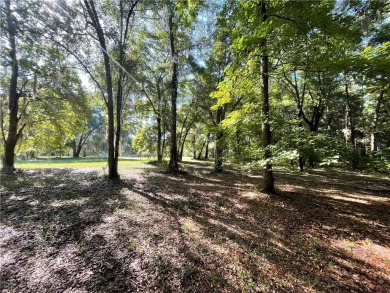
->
1, 160, 389, 292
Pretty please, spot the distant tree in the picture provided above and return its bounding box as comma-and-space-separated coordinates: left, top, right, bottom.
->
70, 104, 104, 158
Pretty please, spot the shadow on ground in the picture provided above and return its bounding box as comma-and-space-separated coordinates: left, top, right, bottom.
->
0, 164, 389, 292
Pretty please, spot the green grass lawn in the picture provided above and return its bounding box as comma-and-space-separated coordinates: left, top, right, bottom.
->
15, 156, 150, 169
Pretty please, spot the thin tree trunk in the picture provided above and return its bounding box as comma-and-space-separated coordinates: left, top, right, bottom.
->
179, 113, 198, 161
168, 11, 179, 172
114, 75, 123, 176
205, 134, 210, 160
259, 0, 275, 194
192, 134, 196, 159
84, 0, 118, 178
214, 106, 224, 172
371, 90, 384, 152
157, 116, 162, 162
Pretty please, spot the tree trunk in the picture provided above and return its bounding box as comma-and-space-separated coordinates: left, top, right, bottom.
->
179, 115, 198, 161
114, 74, 123, 176
299, 156, 304, 172
205, 134, 210, 160
84, 0, 118, 179
162, 122, 167, 160
192, 134, 196, 159
2, 0, 23, 173
72, 140, 78, 157
259, 0, 275, 194
157, 116, 162, 162
214, 107, 224, 172
75, 137, 84, 158
370, 89, 384, 152
197, 139, 206, 160
168, 12, 179, 172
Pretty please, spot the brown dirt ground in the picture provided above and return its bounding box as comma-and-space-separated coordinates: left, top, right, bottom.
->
1, 162, 389, 292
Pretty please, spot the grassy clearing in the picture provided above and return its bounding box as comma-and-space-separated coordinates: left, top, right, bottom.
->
14, 156, 150, 169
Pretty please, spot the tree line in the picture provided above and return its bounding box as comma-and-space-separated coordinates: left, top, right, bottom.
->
1, 0, 389, 193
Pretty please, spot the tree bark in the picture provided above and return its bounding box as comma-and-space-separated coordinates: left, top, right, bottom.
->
192, 134, 196, 159
370, 89, 384, 152
157, 116, 163, 162
2, 0, 22, 173
168, 11, 179, 172
344, 83, 356, 146
259, 0, 275, 194
84, 0, 118, 178
205, 134, 210, 160
197, 139, 206, 160
156, 76, 163, 162
214, 106, 224, 172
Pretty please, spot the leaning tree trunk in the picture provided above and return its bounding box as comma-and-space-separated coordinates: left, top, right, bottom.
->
2, 0, 24, 173
168, 12, 179, 172
197, 139, 206, 160
259, 0, 275, 194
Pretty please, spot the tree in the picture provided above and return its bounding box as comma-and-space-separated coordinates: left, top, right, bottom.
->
258, 0, 275, 193
70, 104, 104, 158
82, 0, 139, 178
1, 0, 25, 172
167, 3, 180, 172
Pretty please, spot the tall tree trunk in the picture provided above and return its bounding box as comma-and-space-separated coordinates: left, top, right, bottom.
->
2, 0, 24, 173
156, 77, 163, 162
84, 0, 118, 178
370, 90, 384, 152
192, 134, 196, 159
162, 122, 167, 159
168, 12, 179, 172
205, 134, 210, 160
114, 74, 123, 176
259, 0, 275, 194
345, 100, 356, 146
214, 106, 224, 172
157, 116, 162, 162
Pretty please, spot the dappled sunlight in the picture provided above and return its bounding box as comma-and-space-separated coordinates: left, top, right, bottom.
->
324, 192, 370, 204
240, 190, 269, 200
8, 194, 32, 201
1, 165, 389, 292
50, 197, 89, 207
312, 188, 389, 204
332, 239, 390, 273
0, 225, 20, 246
180, 217, 202, 234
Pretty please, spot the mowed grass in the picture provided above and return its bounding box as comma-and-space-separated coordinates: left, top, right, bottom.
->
14, 156, 150, 170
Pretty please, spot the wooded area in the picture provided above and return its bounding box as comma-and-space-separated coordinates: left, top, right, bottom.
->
1, 0, 389, 292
